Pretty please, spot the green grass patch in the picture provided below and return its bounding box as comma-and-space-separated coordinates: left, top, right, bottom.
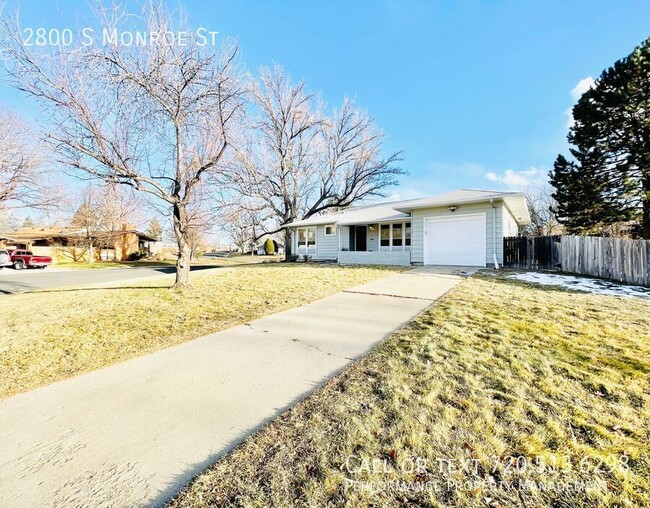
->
168, 274, 650, 508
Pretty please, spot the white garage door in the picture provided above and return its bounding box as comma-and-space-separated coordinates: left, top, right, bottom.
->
424, 213, 487, 266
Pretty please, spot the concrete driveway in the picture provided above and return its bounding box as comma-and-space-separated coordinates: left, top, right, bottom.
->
0, 268, 468, 508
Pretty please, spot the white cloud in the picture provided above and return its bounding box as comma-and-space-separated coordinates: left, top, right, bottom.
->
385, 188, 426, 201
566, 76, 595, 128
483, 167, 547, 190
570, 77, 595, 101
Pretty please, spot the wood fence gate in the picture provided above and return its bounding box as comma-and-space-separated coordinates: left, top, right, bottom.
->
503, 235, 561, 270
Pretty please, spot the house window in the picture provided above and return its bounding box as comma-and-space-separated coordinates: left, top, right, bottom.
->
324, 225, 336, 236
392, 224, 403, 247
297, 227, 316, 250
380, 224, 390, 246
377, 222, 411, 250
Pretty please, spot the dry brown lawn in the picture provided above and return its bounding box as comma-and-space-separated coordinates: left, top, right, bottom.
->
0, 263, 399, 399
168, 273, 650, 508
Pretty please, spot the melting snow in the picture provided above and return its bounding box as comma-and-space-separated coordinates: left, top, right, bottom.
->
508, 272, 650, 300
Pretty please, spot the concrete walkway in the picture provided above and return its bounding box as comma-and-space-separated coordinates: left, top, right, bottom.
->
0, 268, 469, 508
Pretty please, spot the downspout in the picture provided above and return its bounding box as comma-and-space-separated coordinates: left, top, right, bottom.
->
490, 198, 499, 269
337, 225, 341, 262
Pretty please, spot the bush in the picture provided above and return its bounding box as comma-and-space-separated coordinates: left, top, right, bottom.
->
127, 251, 146, 261
303, 255, 312, 263
286, 255, 299, 262
264, 238, 275, 255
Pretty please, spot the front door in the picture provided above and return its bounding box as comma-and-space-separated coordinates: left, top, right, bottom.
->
355, 226, 367, 252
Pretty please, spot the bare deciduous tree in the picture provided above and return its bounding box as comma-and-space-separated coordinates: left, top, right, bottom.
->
185, 225, 207, 260
0, 109, 49, 211
523, 184, 564, 236
221, 203, 269, 253
230, 66, 404, 256
67, 183, 142, 262
0, 2, 245, 287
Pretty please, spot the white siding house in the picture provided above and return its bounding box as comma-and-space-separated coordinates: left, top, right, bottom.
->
286, 189, 530, 267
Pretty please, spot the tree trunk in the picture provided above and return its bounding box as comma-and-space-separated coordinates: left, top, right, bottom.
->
87, 230, 94, 264
284, 228, 292, 260
172, 202, 191, 288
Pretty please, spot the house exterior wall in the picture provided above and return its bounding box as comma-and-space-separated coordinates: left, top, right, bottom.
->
113, 232, 140, 261
410, 201, 504, 266
502, 204, 519, 237
289, 225, 339, 260
287, 199, 517, 266
338, 250, 411, 266
314, 225, 338, 260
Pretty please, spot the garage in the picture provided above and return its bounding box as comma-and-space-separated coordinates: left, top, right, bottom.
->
423, 213, 487, 266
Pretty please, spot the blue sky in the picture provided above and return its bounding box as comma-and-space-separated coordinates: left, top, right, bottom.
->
2, 0, 650, 202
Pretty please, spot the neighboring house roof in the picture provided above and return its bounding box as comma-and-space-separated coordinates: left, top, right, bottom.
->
2, 227, 87, 241
1, 226, 159, 243
284, 189, 531, 228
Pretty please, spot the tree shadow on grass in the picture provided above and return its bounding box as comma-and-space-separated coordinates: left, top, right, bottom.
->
27, 285, 173, 295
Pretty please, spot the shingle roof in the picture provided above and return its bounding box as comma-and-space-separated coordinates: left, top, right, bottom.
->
284, 189, 531, 227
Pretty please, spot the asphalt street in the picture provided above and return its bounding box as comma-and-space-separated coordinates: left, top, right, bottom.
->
0, 265, 221, 294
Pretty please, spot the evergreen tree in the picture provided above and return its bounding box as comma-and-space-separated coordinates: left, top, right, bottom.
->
70, 201, 99, 229
146, 217, 163, 241
551, 37, 650, 238
21, 216, 34, 228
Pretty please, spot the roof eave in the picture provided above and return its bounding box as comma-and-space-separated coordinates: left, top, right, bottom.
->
393, 194, 518, 213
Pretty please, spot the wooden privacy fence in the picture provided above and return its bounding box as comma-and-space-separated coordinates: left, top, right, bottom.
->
561, 235, 650, 286
503, 235, 650, 286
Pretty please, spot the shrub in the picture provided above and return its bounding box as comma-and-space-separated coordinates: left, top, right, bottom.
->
127, 250, 146, 261
286, 255, 299, 262
264, 238, 275, 255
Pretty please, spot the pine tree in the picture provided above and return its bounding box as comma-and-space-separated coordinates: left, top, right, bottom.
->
146, 217, 163, 241
21, 216, 34, 228
70, 201, 99, 229
69, 199, 101, 263
552, 37, 650, 238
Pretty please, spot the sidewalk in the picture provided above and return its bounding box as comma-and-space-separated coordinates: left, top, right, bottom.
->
0, 268, 467, 507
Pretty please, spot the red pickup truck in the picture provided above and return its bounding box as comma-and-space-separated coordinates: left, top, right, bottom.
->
8, 249, 53, 270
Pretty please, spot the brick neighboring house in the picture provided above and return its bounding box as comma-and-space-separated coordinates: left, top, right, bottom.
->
0, 224, 158, 262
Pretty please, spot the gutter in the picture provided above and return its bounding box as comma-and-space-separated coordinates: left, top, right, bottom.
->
490, 198, 499, 269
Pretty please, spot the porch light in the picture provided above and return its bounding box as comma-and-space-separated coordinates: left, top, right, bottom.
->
448, 205, 458, 212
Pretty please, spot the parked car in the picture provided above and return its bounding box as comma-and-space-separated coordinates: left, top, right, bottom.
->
0, 249, 12, 269
8, 249, 53, 270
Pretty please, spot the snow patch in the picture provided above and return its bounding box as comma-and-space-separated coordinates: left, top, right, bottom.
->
508, 272, 650, 300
